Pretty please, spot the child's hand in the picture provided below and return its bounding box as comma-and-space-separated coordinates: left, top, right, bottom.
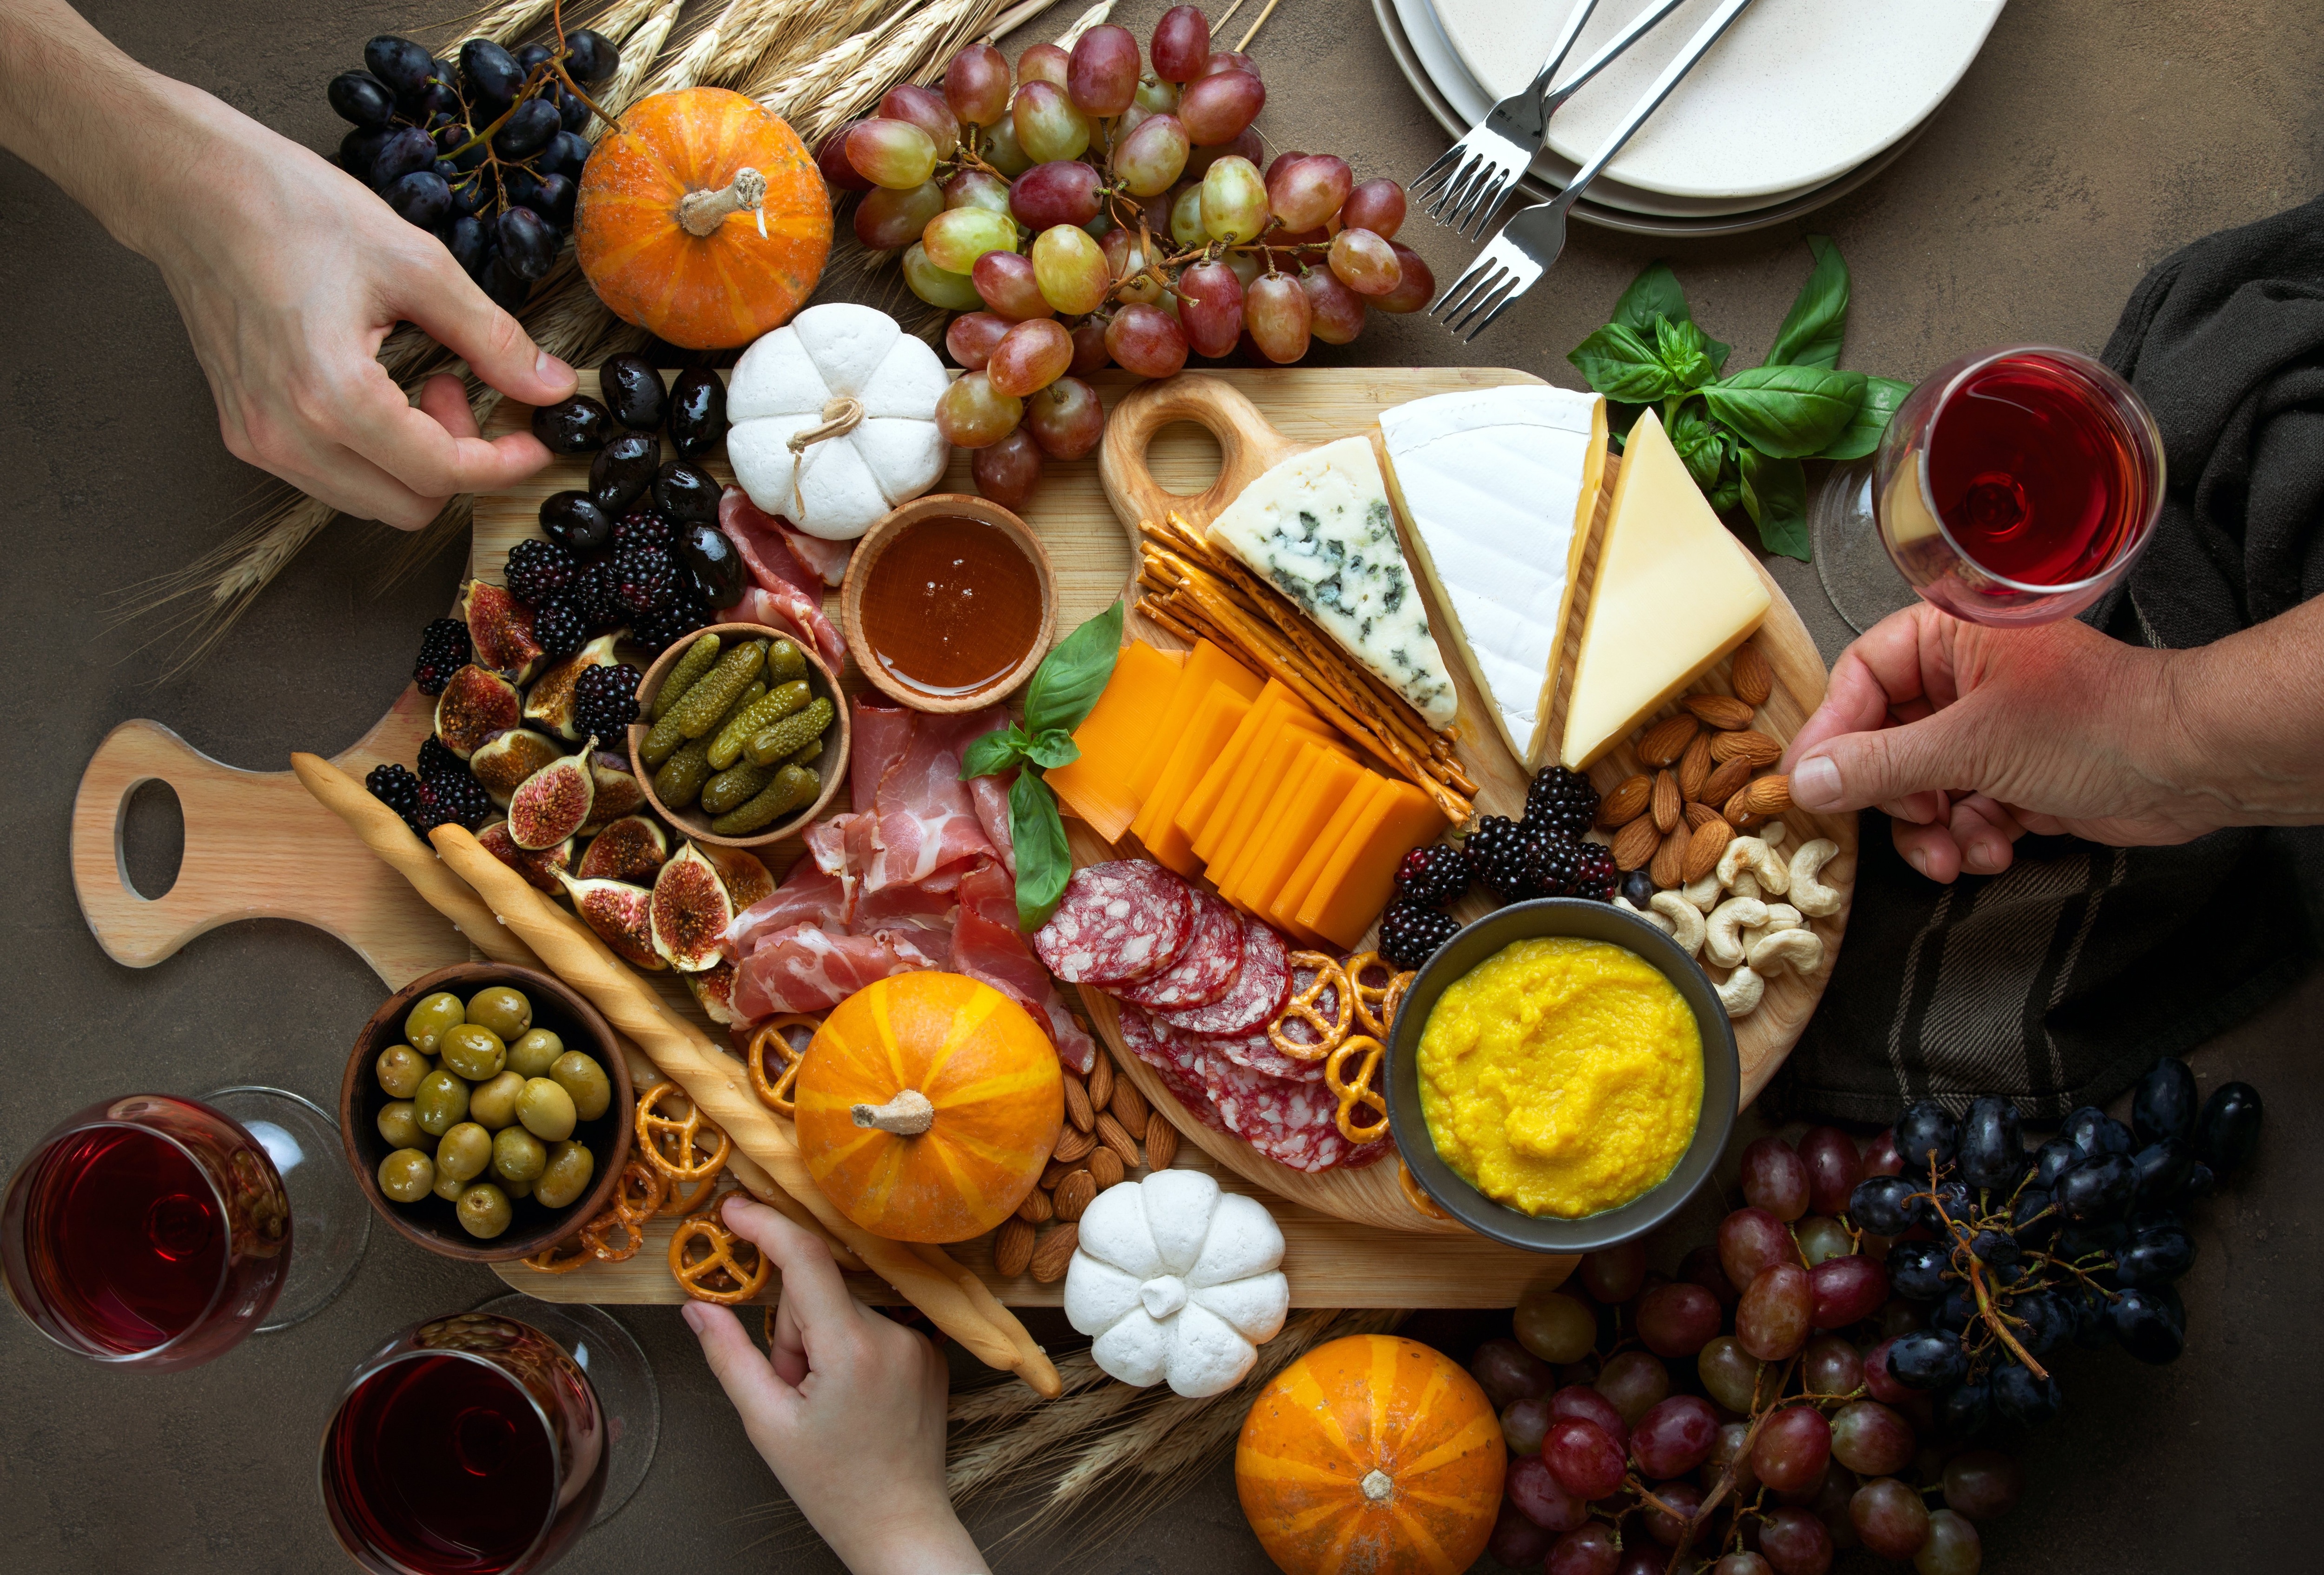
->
683, 1195, 989, 1575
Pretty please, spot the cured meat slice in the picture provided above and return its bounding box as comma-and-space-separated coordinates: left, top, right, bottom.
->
1032, 862, 1193, 985
1114, 891, 1243, 1010
954, 860, 1094, 1073
1207, 1024, 1326, 1082
1115, 1004, 1229, 1134
865, 706, 1008, 893
730, 926, 944, 1018
717, 487, 846, 670
1202, 1052, 1381, 1173
965, 771, 1015, 877
1156, 920, 1288, 1038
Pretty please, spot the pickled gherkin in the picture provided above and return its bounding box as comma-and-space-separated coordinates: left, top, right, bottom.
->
639, 708, 688, 769
650, 633, 721, 721
707, 680, 810, 771
762, 637, 806, 685
743, 696, 836, 767
712, 765, 819, 834
670, 641, 767, 738
700, 759, 775, 815
655, 679, 767, 808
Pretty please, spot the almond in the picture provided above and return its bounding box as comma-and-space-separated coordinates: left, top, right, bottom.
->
1685, 694, 1756, 731
1053, 1169, 1097, 1222
1017, 1184, 1055, 1224
1651, 828, 1689, 888
1109, 1079, 1149, 1134
994, 1217, 1037, 1277
1682, 816, 1735, 883
1636, 714, 1699, 768
1731, 641, 1774, 707
1613, 815, 1661, 872
1063, 1075, 1094, 1132
1029, 1221, 1078, 1283
1651, 770, 1682, 833
1698, 754, 1754, 811
1095, 1111, 1143, 1170
1683, 801, 1724, 832
1678, 730, 1714, 801
1597, 774, 1652, 827
1088, 1147, 1125, 1189
1739, 774, 1793, 816
1144, 1112, 1178, 1170
1710, 729, 1783, 768
1053, 1124, 1096, 1163
1041, 1158, 1078, 1189
1087, 1052, 1114, 1113
1724, 790, 1768, 832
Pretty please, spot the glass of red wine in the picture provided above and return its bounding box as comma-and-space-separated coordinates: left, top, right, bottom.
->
1809, 345, 2166, 634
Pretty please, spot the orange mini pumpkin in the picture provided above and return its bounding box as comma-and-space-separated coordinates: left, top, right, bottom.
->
1236, 1334, 1506, 1575
574, 86, 831, 349
795, 972, 1062, 1243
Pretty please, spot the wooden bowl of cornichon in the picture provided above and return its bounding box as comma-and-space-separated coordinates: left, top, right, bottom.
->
627, 622, 851, 848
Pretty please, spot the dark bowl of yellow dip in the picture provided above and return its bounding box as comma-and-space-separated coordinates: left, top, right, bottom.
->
1385, 898, 1740, 1253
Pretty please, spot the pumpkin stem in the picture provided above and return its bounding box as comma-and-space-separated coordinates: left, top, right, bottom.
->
1360, 1469, 1393, 1502
785, 396, 869, 520
852, 1089, 937, 1135
678, 167, 770, 238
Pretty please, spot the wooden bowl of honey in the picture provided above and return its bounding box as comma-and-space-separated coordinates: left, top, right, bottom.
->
840, 495, 1057, 713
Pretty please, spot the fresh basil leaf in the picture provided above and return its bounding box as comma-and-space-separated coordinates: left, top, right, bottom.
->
1765, 234, 1850, 371
1023, 727, 1080, 770
958, 725, 1028, 781
1023, 602, 1123, 738
1568, 323, 1677, 403
1010, 772, 1072, 931
1656, 317, 1717, 391
1669, 405, 1724, 494
1818, 375, 1914, 462
1612, 261, 1692, 334
1703, 364, 1867, 458
1704, 332, 1732, 377
1740, 450, 1811, 562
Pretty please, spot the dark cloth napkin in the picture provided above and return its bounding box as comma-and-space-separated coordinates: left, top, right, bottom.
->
1772, 192, 2324, 1123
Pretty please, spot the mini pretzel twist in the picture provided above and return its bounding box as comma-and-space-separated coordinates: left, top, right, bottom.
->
613, 1158, 668, 1224
660, 1173, 726, 1216
1269, 951, 1352, 1061
522, 1237, 597, 1275
1325, 1033, 1390, 1146
746, 1015, 820, 1117
668, 1212, 772, 1304
637, 1080, 733, 1185
526, 1159, 668, 1273
1397, 1159, 1451, 1222
1346, 952, 1414, 1039
577, 1210, 644, 1264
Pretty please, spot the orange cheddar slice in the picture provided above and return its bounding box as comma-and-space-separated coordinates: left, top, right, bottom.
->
1296, 778, 1451, 951
1212, 719, 1341, 894
1130, 685, 1253, 876
1178, 680, 1312, 861
1045, 641, 1186, 844
1125, 639, 1261, 803
1272, 773, 1385, 944
1228, 743, 1362, 918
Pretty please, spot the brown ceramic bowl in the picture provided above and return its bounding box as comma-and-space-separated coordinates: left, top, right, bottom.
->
627, 621, 850, 848
340, 962, 633, 1264
840, 494, 1058, 713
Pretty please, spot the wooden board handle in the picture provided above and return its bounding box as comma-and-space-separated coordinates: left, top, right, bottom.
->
1098, 372, 1307, 536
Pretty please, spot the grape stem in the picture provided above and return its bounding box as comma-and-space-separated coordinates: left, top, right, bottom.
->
1967, 1257, 2050, 1379
1663, 1356, 1800, 1575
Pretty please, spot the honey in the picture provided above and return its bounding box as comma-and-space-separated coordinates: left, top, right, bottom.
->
858, 516, 1043, 696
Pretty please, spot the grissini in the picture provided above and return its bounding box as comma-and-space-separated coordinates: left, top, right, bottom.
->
428, 821, 1062, 1397
289, 753, 864, 1273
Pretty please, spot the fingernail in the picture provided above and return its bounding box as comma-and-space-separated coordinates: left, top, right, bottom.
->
1966, 841, 2001, 874
1907, 848, 1929, 877
682, 1303, 706, 1333
537, 350, 573, 382
1792, 754, 1842, 808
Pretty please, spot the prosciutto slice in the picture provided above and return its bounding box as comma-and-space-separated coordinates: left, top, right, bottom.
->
730, 926, 944, 1019
717, 487, 845, 670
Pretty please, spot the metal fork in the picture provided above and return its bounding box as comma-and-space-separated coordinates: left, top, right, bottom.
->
1432, 0, 1758, 341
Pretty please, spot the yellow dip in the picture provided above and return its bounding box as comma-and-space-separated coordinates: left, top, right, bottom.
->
1417, 937, 1703, 1218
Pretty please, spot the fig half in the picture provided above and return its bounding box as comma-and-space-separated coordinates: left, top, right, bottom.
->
524, 633, 622, 742
555, 870, 665, 971
462, 579, 544, 684
575, 814, 668, 882
478, 820, 572, 894
435, 665, 522, 759
651, 841, 735, 973
469, 728, 566, 804
701, 844, 775, 912
507, 745, 596, 849
687, 959, 742, 1026
583, 749, 646, 832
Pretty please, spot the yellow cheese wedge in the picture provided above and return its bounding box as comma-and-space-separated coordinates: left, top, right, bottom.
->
1178, 680, 1314, 860
1296, 777, 1449, 951
1126, 639, 1261, 803
1229, 743, 1363, 919
1212, 720, 1341, 897
1272, 774, 1383, 945
1556, 409, 1771, 771
1045, 642, 1185, 844
1131, 685, 1253, 875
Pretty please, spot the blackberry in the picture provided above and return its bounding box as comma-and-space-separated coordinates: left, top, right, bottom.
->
1572, 841, 1618, 903
611, 507, 674, 550
1380, 901, 1460, 972
418, 768, 493, 832
532, 596, 587, 659
503, 538, 576, 607
411, 618, 470, 696
628, 597, 710, 654
416, 735, 466, 785
613, 544, 683, 615
1524, 765, 1599, 837
572, 663, 642, 742
366, 763, 426, 834
1464, 814, 1536, 902
569, 559, 626, 632
1532, 829, 1583, 897
1394, 845, 1471, 909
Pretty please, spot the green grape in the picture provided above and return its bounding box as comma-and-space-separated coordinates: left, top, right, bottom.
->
1224, 247, 1261, 289
852, 180, 944, 250
1030, 224, 1109, 315
1329, 226, 1402, 297
845, 118, 938, 190
1134, 76, 1181, 114
1112, 112, 1190, 198
1011, 80, 1091, 165
1201, 154, 1267, 244
922, 206, 1018, 276
933, 370, 1023, 447
1512, 1287, 1595, 1364
901, 241, 983, 311
1169, 183, 1206, 248
941, 167, 1012, 215
984, 112, 1031, 177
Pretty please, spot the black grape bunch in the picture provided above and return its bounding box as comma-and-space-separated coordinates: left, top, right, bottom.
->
324, 24, 621, 312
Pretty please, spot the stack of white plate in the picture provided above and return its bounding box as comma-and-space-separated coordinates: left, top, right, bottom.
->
1377, 0, 2005, 236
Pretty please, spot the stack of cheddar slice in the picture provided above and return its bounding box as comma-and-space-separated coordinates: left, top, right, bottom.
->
1046, 636, 1447, 951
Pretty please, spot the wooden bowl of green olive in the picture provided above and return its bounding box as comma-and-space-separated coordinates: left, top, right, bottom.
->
339, 962, 633, 1263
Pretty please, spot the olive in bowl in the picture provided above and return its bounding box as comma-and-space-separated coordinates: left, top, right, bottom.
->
340, 962, 631, 1263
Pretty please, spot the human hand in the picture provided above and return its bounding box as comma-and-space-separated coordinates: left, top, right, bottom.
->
683, 1195, 989, 1575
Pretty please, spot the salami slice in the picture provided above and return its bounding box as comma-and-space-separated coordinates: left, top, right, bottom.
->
1207, 1023, 1327, 1082
1114, 891, 1244, 1010
1114, 1003, 1230, 1134
1156, 920, 1289, 1038
1202, 1051, 1370, 1173
1031, 861, 1192, 985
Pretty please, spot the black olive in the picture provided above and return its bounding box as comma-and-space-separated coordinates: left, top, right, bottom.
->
590, 431, 662, 512
493, 97, 562, 161
677, 521, 746, 608
654, 461, 721, 524
2194, 1081, 2262, 1178
328, 71, 395, 128
666, 367, 728, 457
539, 490, 614, 553
531, 396, 612, 455
601, 354, 668, 433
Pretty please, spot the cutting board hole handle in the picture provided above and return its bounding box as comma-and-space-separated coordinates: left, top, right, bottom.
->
1143, 420, 1225, 499
118, 777, 185, 900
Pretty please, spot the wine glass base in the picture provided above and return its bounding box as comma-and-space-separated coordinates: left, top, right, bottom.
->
475, 1295, 660, 1525
202, 1085, 369, 1332
1810, 460, 1920, 635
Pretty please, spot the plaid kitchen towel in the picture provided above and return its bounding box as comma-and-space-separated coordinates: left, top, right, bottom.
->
1771, 192, 2324, 1122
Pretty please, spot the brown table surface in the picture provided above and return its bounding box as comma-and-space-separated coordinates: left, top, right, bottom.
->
3, 1, 2318, 1570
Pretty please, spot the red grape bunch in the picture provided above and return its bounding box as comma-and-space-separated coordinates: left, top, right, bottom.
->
819, 6, 1432, 509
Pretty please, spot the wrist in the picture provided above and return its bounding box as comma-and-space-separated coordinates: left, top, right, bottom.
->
838, 1499, 987, 1575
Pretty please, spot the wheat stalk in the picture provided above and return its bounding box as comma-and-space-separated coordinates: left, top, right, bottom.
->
1047, 1, 1113, 51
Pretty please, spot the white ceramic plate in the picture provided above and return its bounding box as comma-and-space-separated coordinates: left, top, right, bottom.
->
1436, 0, 2005, 201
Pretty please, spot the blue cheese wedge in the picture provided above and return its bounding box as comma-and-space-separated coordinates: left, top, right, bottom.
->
1205, 436, 1458, 729
1378, 385, 1608, 764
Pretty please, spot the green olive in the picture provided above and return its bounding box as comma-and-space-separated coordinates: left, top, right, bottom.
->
516, 1077, 578, 1142
549, 1052, 613, 1121
535, 1140, 595, 1208
376, 1100, 425, 1150
377, 1147, 436, 1203
403, 990, 466, 1056
468, 1070, 526, 1131
433, 1168, 467, 1202
439, 1023, 507, 1082
457, 1182, 514, 1239
413, 1070, 471, 1137
466, 985, 533, 1043
375, 1044, 431, 1100
501, 1174, 534, 1200
507, 1027, 566, 1079
436, 1122, 492, 1183
492, 1125, 548, 1184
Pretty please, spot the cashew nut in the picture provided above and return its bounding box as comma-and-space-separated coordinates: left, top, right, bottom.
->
1705, 896, 1770, 968
1718, 835, 1790, 897
1761, 821, 1788, 850
1759, 903, 1803, 934
1681, 870, 1723, 912
1717, 965, 1764, 1018
1618, 893, 1675, 937
1650, 891, 1707, 957
1789, 838, 1843, 917
1729, 871, 1762, 902
1749, 926, 1826, 978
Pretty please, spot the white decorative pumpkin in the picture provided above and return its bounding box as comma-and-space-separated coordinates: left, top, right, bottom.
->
1063, 1170, 1289, 1397
725, 302, 949, 541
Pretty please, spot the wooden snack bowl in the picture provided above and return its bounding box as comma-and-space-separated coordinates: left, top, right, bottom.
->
340, 961, 633, 1263
627, 620, 850, 849
839, 493, 1058, 713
